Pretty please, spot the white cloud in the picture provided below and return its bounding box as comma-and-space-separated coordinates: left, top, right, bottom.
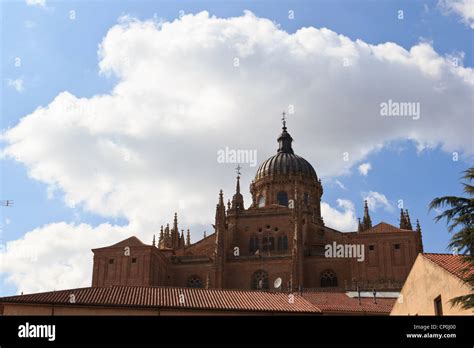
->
26, 0, 46, 7
0, 222, 133, 294
6, 78, 24, 92
363, 191, 394, 212
1, 11, 473, 294
439, 0, 474, 28
358, 162, 372, 176
321, 199, 357, 231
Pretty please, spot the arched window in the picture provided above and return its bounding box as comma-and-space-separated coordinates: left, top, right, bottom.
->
277, 236, 289, 251
249, 236, 259, 253
277, 191, 289, 206
262, 236, 269, 251
262, 236, 275, 251
304, 192, 310, 205
251, 270, 269, 290
269, 236, 275, 251
258, 195, 266, 208
187, 275, 203, 288
320, 269, 338, 287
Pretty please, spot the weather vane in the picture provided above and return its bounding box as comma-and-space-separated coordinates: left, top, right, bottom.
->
235, 164, 242, 177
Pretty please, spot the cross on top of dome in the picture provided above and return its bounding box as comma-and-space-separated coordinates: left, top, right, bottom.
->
235, 164, 242, 177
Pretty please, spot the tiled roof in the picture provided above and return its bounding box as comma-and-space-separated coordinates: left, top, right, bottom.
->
301, 291, 396, 314
423, 253, 473, 281
362, 222, 412, 234
0, 286, 398, 314
93, 236, 146, 251
179, 233, 216, 258
0, 286, 321, 314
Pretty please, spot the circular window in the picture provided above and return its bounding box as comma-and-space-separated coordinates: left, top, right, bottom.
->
187, 275, 203, 288
320, 270, 338, 288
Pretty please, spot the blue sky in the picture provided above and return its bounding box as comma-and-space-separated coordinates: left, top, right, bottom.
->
0, 0, 472, 296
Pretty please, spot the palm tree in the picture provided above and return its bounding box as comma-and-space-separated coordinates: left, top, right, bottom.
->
429, 167, 474, 309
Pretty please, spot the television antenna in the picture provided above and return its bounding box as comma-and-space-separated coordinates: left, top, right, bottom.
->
1, 200, 13, 207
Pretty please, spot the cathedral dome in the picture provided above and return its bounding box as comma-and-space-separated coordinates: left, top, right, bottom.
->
255, 153, 317, 180
255, 121, 317, 181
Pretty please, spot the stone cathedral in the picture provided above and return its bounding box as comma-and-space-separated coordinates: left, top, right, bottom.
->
91, 120, 423, 291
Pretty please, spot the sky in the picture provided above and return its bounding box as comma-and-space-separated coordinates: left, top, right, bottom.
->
0, 0, 473, 296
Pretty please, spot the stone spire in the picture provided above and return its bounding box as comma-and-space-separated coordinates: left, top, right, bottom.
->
231, 165, 244, 211
214, 189, 225, 236
236, 165, 241, 193
180, 230, 185, 248
173, 212, 178, 230
172, 212, 179, 248
165, 223, 170, 248
215, 189, 226, 228
158, 226, 164, 248
415, 219, 421, 233
152, 234, 156, 247
219, 189, 224, 205
186, 229, 191, 247
362, 200, 372, 230
357, 218, 363, 232
415, 219, 424, 252
405, 209, 413, 230
399, 209, 408, 229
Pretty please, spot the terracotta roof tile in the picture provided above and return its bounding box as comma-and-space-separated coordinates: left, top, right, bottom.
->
0, 286, 399, 314
361, 222, 412, 234
0, 286, 321, 314
301, 291, 395, 314
423, 253, 473, 281
92, 236, 146, 251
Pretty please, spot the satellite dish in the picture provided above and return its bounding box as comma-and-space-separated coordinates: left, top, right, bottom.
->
274, 277, 282, 289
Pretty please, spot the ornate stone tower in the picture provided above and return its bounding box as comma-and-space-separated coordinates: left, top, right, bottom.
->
250, 114, 323, 224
